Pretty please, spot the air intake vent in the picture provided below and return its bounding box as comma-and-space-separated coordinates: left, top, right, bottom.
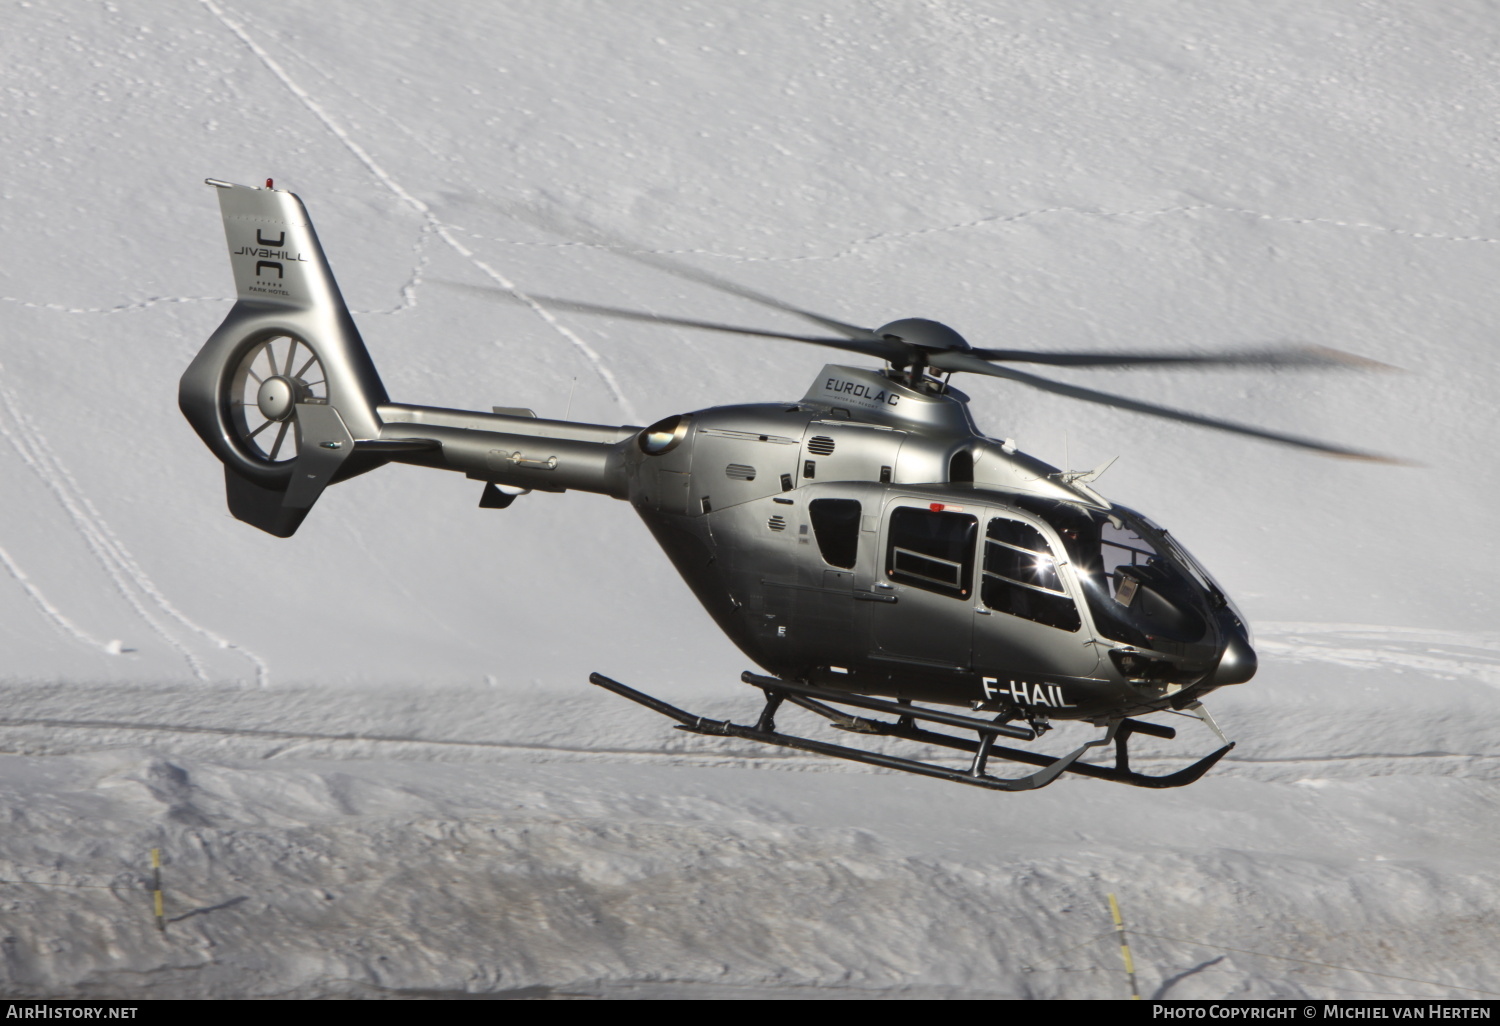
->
807, 435, 836, 456
768, 515, 787, 532
726, 463, 756, 481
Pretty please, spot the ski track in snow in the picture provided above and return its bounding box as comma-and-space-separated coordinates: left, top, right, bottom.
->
0, 295, 226, 315
253, 28, 468, 181
0, 364, 268, 685
200, 0, 642, 423
1255, 623, 1500, 689
354, 221, 434, 317
0, 544, 112, 652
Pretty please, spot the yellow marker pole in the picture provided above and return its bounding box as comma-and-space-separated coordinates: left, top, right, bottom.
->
150, 846, 165, 936
1108, 893, 1140, 1000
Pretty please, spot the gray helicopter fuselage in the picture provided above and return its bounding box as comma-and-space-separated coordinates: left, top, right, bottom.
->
610, 365, 1254, 723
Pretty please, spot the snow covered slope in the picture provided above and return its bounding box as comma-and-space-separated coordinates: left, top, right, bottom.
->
2, 0, 1497, 999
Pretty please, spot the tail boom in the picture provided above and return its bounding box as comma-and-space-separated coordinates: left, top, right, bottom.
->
183, 180, 633, 536
375, 404, 634, 498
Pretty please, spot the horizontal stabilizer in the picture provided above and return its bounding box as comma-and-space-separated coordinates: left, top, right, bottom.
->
282, 403, 355, 510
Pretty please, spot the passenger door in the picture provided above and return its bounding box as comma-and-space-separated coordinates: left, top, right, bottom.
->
971, 512, 1100, 678
869, 498, 978, 670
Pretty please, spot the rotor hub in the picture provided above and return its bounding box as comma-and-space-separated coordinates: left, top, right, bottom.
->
256, 375, 301, 422
874, 318, 971, 352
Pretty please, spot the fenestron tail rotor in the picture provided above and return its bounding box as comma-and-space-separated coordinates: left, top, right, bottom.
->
228, 334, 328, 467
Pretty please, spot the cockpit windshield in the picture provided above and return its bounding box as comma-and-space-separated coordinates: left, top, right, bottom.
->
1013, 497, 1213, 650
1147, 520, 1253, 646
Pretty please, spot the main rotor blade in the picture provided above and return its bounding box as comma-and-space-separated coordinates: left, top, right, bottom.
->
594, 246, 880, 341
931, 350, 1403, 463
463, 199, 879, 340
968, 344, 1397, 371
435, 280, 904, 361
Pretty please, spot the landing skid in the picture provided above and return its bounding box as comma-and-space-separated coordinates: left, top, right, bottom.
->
588, 671, 1235, 792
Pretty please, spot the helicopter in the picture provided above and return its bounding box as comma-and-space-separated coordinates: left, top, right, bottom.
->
180, 179, 1395, 793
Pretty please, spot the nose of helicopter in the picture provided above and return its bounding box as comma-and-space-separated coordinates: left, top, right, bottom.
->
1208, 628, 1258, 686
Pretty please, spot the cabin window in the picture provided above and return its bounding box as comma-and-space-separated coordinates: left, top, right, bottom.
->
885, 507, 976, 599
981, 517, 1081, 632
809, 498, 861, 569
